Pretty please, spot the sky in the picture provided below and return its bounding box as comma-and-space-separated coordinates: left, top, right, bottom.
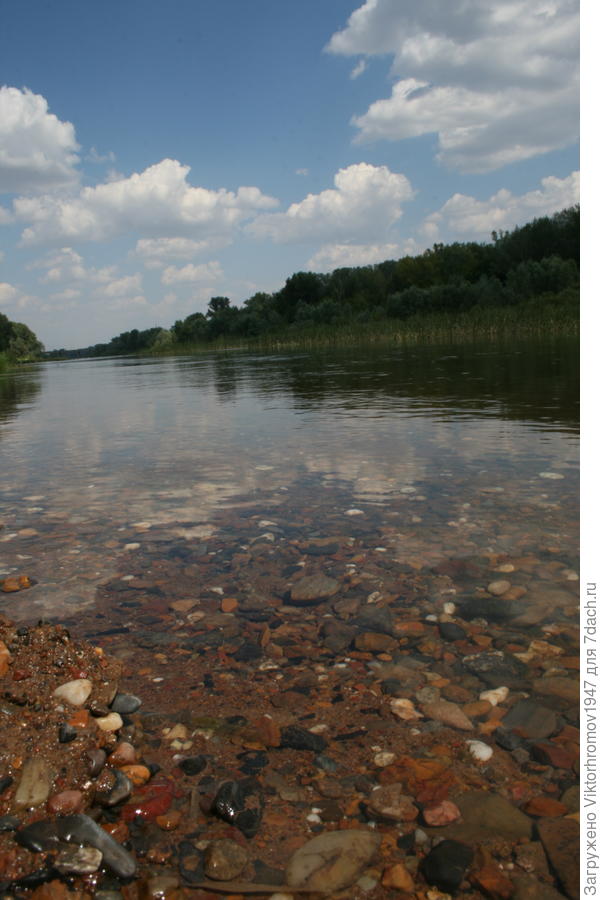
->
0, 0, 580, 350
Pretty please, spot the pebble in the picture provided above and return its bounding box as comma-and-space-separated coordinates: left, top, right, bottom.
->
479, 686, 509, 706
466, 740, 494, 762
54, 845, 103, 875
279, 725, 327, 752
421, 700, 474, 731
46, 790, 85, 815
537, 817, 579, 899
95, 712, 123, 732
56, 814, 136, 879
487, 580, 512, 596
108, 741, 137, 766
179, 754, 208, 775
53, 678, 93, 706
14, 758, 53, 810
381, 862, 415, 891
421, 839, 474, 893
285, 829, 380, 892
390, 698, 423, 720
423, 800, 461, 826
366, 784, 419, 822
110, 692, 142, 714
204, 838, 249, 880
212, 780, 263, 838
502, 699, 558, 739
290, 574, 340, 605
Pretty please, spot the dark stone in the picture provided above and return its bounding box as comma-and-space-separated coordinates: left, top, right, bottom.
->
57, 814, 137, 879
460, 650, 528, 688
459, 596, 521, 622
58, 723, 78, 743
0, 815, 19, 832
502, 699, 558, 740
86, 748, 107, 777
494, 727, 524, 751
15, 820, 61, 852
320, 620, 357, 653
438, 622, 467, 642
421, 839, 474, 893
351, 605, 395, 636
178, 840, 206, 884
237, 751, 269, 774
0, 775, 13, 795
252, 860, 285, 885
280, 725, 327, 753
179, 755, 208, 776
314, 754, 338, 773
212, 780, 263, 838
110, 693, 142, 715
232, 641, 262, 662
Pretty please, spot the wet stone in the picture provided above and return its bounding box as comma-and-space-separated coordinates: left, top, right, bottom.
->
0, 775, 14, 795
212, 779, 263, 838
438, 621, 467, 642
351, 605, 395, 636
58, 723, 77, 743
461, 650, 528, 688
178, 754, 208, 776
537, 816, 579, 899
53, 678, 93, 706
56, 814, 137, 879
54, 845, 103, 875
456, 791, 533, 841
285, 829, 381, 893
110, 692, 142, 714
204, 838, 248, 880
14, 758, 53, 810
279, 725, 327, 752
290, 574, 340, 605
422, 700, 473, 731
421, 839, 474, 893
502, 699, 558, 739
366, 784, 419, 822
354, 631, 397, 653
0, 815, 20, 832
15, 820, 61, 852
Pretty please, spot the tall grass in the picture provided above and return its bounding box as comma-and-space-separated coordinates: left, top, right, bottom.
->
156, 289, 578, 356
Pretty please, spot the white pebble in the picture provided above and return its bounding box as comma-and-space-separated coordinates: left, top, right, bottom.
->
345, 508, 364, 516
53, 679, 93, 707
479, 686, 509, 706
390, 698, 423, 720
467, 740, 494, 761
374, 751, 396, 767
123, 543, 140, 551
95, 712, 123, 732
538, 472, 564, 479
443, 601, 456, 614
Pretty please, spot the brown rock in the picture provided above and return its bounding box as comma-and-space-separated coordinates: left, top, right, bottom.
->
367, 784, 419, 822
462, 700, 493, 719
47, 790, 85, 815
204, 838, 248, 881
423, 800, 461, 826
471, 864, 514, 899
354, 632, 398, 653
422, 700, 474, 731
290, 574, 340, 605
108, 741, 137, 766
487, 580, 511, 596
532, 677, 579, 703
530, 742, 578, 769
221, 597, 238, 613
381, 863, 415, 891
523, 797, 568, 817
119, 765, 151, 786
0, 640, 10, 676
537, 817, 579, 899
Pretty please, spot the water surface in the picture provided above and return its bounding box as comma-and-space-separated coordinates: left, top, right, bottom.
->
0, 339, 579, 627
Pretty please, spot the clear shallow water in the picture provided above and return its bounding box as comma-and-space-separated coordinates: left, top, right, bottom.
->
0, 339, 579, 623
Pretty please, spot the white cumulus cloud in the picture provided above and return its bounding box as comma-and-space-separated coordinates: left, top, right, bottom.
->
0, 86, 80, 193
327, 0, 579, 172
307, 242, 405, 272
248, 163, 414, 244
422, 170, 579, 242
161, 261, 223, 286
133, 236, 228, 268
14, 158, 278, 246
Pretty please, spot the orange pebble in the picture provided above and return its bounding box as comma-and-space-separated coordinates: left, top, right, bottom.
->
119, 764, 151, 786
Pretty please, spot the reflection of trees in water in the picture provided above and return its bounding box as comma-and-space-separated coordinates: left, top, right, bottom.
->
174, 338, 578, 429
0, 368, 42, 429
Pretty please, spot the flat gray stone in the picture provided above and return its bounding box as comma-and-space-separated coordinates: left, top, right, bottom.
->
286, 829, 380, 892
502, 699, 558, 739
290, 574, 340, 605
453, 791, 532, 841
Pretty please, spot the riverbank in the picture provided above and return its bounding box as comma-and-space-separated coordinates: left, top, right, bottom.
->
0, 528, 580, 898
153, 289, 579, 356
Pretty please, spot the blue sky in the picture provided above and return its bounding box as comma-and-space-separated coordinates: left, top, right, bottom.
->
0, 0, 579, 349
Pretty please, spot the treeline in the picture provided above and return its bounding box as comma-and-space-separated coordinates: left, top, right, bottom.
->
0, 313, 44, 369
47, 205, 579, 358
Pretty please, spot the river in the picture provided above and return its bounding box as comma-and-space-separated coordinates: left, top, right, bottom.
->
0, 337, 579, 636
